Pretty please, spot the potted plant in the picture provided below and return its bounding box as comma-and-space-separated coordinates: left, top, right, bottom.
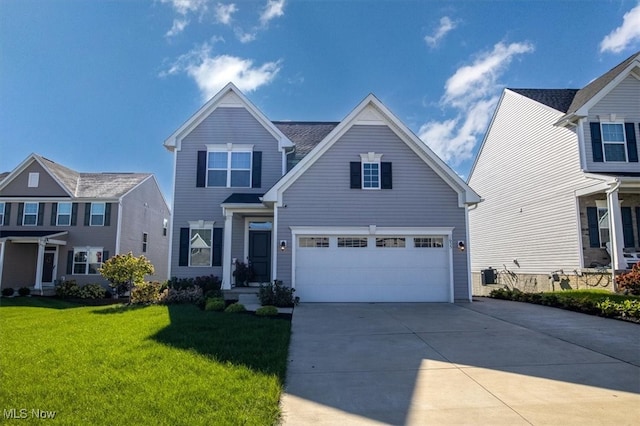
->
232, 260, 255, 287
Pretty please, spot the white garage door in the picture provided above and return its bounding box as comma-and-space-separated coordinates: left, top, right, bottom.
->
294, 234, 451, 302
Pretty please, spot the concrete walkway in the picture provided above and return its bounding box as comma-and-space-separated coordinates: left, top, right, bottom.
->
280, 299, 640, 425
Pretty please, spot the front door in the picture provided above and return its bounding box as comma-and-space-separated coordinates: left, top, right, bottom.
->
42, 252, 55, 283
249, 231, 271, 282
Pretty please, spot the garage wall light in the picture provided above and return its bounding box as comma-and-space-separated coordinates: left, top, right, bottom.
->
280, 240, 287, 251
457, 241, 465, 252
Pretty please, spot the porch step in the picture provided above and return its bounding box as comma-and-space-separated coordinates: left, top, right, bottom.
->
238, 293, 261, 306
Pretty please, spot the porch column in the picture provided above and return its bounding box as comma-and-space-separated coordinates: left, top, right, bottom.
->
222, 211, 233, 290
607, 188, 626, 270
34, 240, 46, 294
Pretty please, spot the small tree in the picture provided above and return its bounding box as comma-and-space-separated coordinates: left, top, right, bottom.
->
99, 252, 154, 301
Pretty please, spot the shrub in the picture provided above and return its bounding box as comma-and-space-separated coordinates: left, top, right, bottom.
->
158, 286, 204, 305
131, 281, 162, 304
77, 284, 107, 299
105, 290, 113, 299
258, 280, 296, 307
56, 280, 81, 298
232, 260, 254, 287
205, 297, 226, 312
255, 305, 278, 317
2, 287, 15, 297
596, 298, 640, 319
168, 275, 221, 296
18, 287, 31, 297
616, 262, 640, 295
224, 302, 246, 313
99, 252, 154, 297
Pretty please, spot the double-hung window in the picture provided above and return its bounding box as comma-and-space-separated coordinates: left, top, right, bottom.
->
207, 148, 252, 188
73, 247, 103, 275
90, 203, 105, 226
362, 162, 380, 189
23, 202, 38, 226
601, 123, 627, 162
596, 203, 610, 248
0, 202, 4, 226
189, 225, 213, 267
57, 202, 72, 226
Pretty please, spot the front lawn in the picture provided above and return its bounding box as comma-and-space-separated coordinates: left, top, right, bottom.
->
0, 298, 291, 425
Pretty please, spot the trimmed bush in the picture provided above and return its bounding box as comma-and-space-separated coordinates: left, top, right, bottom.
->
158, 286, 204, 305
18, 287, 31, 297
56, 280, 81, 298
258, 280, 296, 307
2, 287, 15, 297
205, 297, 226, 312
255, 305, 278, 317
224, 302, 246, 313
616, 262, 640, 295
77, 284, 106, 299
131, 281, 162, 304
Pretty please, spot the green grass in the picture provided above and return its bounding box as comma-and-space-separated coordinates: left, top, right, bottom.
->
0, 297, 291, 425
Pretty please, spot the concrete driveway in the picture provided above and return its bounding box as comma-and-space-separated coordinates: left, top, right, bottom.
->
280, 299, 640, 425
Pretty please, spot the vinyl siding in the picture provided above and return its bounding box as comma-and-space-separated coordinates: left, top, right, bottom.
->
275, 124, 470, 300
584, 75, 640, 173
170, 107, 281, 278
0, 161, 70, 197
119, 178, 171, 281
468, 89, 593, 275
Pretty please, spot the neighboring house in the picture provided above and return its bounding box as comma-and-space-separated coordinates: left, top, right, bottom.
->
0, 154, 171, 292
468, 51, 640, 294
164, 83, 481, 302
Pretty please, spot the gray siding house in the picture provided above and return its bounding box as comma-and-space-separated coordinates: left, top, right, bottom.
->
165, 84, 481, 302
0, 154, 171, 292
469, 51, 640, 295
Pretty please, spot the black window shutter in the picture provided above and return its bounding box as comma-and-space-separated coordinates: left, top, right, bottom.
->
3, 203, 10, 226
621, 207, 634, 248
586, 207, 600, 248
350, 162, 361, 189
212, 228, 223, 266
84, 203, 91, 226
17, 202, 24, 226
66, 250, 74, 274
71, 203, 78, 226
381, 162, 393, 189
37, 203, 45, 226
51, 203, 58, 226
197, 151, 207, 188
251, 151, 262, 188
590, 122, 603, 162
102, 250, 109, 263
179, 228, 190, 266
104, 203, 111, 226
625, 123, 638, 162
636, 207, 640, 245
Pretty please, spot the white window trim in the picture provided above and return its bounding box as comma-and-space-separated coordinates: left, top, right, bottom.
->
601, 122, 628, 163
0, 202, 4, 226
72, 247, 104, 275
206, 143, 254, 188
28, 172, 39, 188
359, 152, 383, 190
57, 202, 72, 226
23, 202, 38, 226
90, 202, 106, 227
188, 220, 215, 267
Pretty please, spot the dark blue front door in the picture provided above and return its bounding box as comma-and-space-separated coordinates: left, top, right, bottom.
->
249, 231, 271, 282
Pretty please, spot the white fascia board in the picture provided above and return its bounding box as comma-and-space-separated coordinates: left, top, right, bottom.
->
163, 83, 293, 152
289, 226, 454, 236
575, 59, 640, 117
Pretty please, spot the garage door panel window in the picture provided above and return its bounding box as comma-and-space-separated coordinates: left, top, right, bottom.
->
337, 237, 368, 248
299, 237, 329, 248
414, 237, 444, 248
376, 237, 405, 248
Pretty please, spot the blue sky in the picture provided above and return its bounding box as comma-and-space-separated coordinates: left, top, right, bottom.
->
2, 0, 640, 202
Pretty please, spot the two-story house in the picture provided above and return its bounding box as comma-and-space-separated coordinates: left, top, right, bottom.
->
468, 51, 640, 294
164, 83, 481, 302
0, 154, 171, 293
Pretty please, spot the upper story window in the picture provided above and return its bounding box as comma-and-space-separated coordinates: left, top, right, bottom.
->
28, 172, 39, 188
57, 202, 72, 226
208, 150, 252, 188
23, 202, 38, 226
351, 152, 392, 190
363, 162, 380, 189
90, 202, 105, 226
0, 202, 4, 226
601, 123, 627, 162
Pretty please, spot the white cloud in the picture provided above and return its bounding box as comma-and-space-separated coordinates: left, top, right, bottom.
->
419, 42, 534, 164
425, 16, 458, 48
162, 0, 209, 36
259, 0, 285, 26
166, 18, 189, 37
215, 3, 237, 25
163, 43, 280, 100
599, 3, 640, 53
235, 27, 257, 43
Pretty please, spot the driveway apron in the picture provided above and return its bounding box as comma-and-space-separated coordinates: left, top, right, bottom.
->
280, 299, 640, 425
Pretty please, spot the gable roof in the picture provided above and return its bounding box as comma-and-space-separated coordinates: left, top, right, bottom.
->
0, 153, 152, 199
263, 94, 481, 207
509, 89, 579, 113
273, 121, 339, 169
163, 82, 294, 152
557, 50, 640, 126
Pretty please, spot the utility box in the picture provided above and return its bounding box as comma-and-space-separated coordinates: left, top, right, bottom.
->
481, 268, 497, 285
